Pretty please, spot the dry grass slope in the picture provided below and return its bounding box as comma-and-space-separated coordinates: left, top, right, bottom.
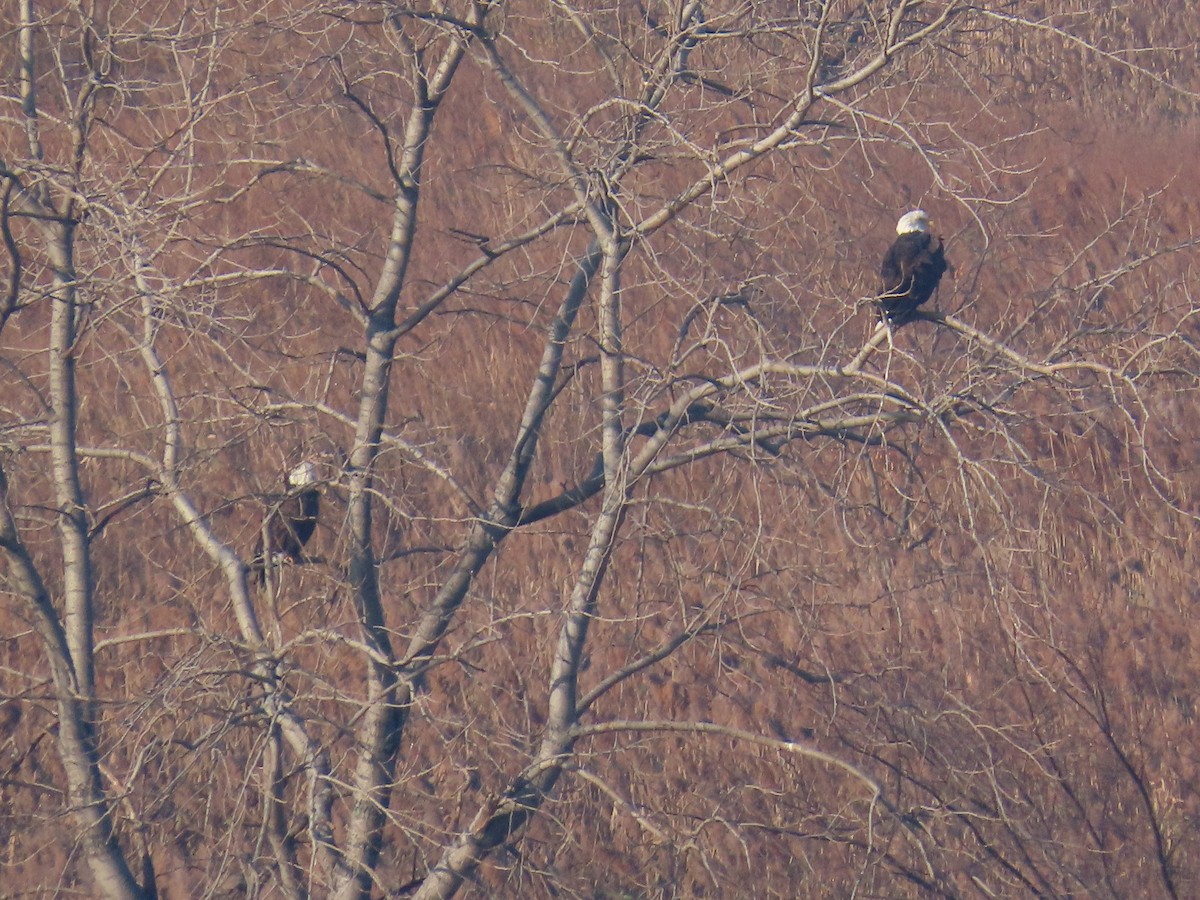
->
1, 2, 1199, 897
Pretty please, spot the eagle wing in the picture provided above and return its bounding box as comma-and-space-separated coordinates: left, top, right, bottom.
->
251, 488, 319, 584
879, 232, 948, 325
880, 231, 933, 293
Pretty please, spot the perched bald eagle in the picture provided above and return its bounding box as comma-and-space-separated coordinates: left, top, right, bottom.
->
252, 461, 319, 585
878, 209, 949, 325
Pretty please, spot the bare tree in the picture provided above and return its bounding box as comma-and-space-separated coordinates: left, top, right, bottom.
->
2, 1, 1199, 897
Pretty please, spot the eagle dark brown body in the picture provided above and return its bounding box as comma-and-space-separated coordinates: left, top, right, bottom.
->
252, 462, 319, 585
879, 210, 949, 325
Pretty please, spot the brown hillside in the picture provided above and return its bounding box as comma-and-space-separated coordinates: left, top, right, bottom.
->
2, 2, 1199, 897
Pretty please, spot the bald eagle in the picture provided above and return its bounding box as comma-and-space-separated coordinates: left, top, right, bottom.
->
252, 461, 319, 585
879, 209, 949, 325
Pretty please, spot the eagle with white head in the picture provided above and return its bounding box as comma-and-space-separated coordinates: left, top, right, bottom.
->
251, 461, 320, 585
878, 209, 949, 325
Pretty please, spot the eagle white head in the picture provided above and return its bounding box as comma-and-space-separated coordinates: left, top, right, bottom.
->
896, 209, 930, 235
286, 461, 318, 488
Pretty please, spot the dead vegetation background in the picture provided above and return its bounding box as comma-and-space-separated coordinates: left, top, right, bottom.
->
2, 2, 1199, 897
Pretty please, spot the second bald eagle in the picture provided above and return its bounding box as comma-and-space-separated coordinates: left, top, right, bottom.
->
879, 209, 949, 325
252, 461, 319, 585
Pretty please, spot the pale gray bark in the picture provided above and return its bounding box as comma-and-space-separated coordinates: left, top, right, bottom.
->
0, 467, 146, 899
332, 12, 481, 898
0, 4, 146, 895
